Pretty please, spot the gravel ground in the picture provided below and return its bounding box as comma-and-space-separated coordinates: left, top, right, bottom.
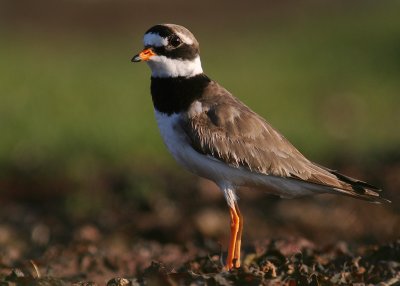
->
0, 158, 399, 285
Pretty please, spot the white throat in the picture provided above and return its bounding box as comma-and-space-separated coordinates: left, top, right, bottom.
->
147, 55, 203, 78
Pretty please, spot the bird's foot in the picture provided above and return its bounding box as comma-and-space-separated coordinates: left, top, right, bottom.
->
224, 258, 240, 271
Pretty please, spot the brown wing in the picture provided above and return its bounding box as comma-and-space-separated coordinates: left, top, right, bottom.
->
181, 81, 389, 203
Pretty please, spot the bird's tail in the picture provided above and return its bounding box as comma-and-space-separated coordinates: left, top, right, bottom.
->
326, 169, 391, 204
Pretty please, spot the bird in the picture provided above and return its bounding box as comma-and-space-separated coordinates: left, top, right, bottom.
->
131, 24, 390, 270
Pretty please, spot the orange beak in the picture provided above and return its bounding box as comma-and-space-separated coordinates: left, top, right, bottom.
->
131, 48, 155, 62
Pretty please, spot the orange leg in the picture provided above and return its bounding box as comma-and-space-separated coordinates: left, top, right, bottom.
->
225, 203, 243, 270
233, 202, 243, 268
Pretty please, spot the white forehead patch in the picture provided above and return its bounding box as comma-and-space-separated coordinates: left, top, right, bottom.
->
143, 33, 168, 47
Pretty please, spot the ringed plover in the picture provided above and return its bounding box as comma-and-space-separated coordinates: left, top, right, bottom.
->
131, 24, 389, 270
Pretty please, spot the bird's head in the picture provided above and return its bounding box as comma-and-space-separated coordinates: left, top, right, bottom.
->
132, 24, 203, 78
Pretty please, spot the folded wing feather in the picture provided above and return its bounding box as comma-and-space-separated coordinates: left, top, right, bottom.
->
180, 81, 389, 203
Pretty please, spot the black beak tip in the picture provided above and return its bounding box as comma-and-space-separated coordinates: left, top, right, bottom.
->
131, 55, 141, 62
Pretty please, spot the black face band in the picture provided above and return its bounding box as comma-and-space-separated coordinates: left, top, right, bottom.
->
144, 25, 199, 61
153, 44, 199, 61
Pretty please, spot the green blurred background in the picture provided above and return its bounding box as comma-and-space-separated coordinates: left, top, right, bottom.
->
0, 0, 399, 245
1, 0, 400, 166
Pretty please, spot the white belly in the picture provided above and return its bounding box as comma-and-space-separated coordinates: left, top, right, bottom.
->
154, 110, 327, 198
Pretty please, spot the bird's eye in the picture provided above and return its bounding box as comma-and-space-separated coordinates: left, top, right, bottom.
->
169, 36, 182, 48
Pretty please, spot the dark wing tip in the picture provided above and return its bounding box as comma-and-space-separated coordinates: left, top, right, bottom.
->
312, 166, 390, 204
329, 169, 381, 191
332, 187, 391, 204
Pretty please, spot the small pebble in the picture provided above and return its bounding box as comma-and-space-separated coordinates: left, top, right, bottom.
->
107, 277, 131, 286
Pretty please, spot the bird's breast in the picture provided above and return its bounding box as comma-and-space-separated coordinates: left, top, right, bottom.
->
154, 110, 234, 184
154, 110, 252, 189
154, 111, 188, 163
